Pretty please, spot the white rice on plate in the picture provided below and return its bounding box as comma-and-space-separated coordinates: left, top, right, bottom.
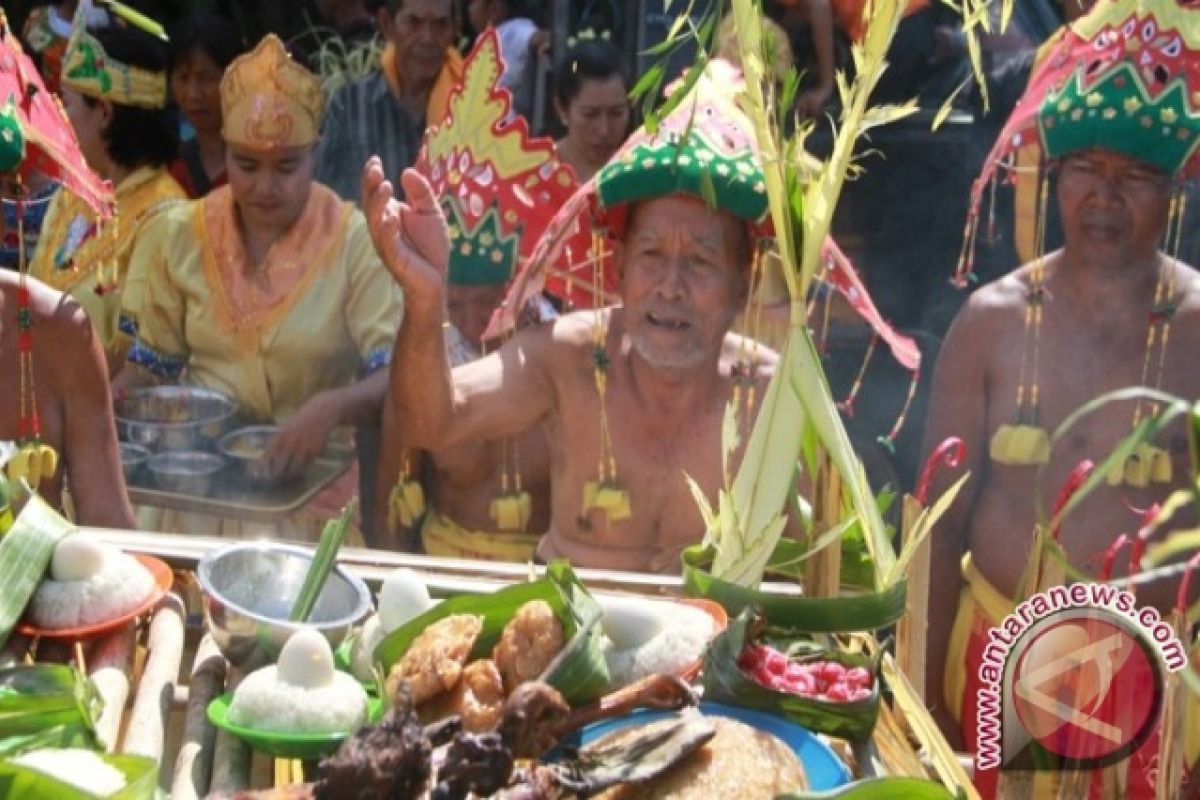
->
228, 666, 369, 734
28, 553, 156, 629
10, 748, 127, 796
604, 603, 714, 686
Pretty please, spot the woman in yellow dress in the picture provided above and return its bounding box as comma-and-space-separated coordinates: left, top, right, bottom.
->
30, 16, 185, 376
118, 35, 403, 541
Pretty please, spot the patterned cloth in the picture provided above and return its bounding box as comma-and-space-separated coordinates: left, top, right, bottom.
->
314, 46, 464, 202
0, 183, 56, 270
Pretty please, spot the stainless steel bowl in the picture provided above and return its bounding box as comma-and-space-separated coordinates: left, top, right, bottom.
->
217, 425, 296, 488
116, 386, 237, 452
197, 542, 372, 669
147, 451, 225, 495
119, 443, 150, 484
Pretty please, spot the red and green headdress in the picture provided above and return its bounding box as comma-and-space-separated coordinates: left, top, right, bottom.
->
414, 29, 578, 288
959, 0, 1200, 284
0, 11, 114, 214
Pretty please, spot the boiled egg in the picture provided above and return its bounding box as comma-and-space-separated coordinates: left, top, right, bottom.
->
277, 628, 335, 690
50, 535, 113, 582
377, 568, 432, 633
600, 595, 666, 650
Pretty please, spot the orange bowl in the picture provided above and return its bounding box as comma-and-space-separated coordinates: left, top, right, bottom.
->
17, 554, 173, 640
675, 597, 729, 683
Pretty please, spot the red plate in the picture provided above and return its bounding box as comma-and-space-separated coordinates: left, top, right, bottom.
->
16, 554, 174, 640
676, 598, 729, 683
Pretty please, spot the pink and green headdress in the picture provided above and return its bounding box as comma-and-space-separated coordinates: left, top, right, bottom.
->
958, 0, 1200, 284
413, 29, 578, 288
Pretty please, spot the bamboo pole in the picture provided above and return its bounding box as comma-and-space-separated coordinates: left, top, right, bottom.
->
87, 622, 137, 752
210, 666, 251, 794
122, 594, 185, 765
805, 455, 843, 599
170, 634, 227, 800
895, 493, 930, 703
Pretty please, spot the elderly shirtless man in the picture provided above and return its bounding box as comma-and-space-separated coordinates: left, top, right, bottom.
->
364, 77, 780, 571
923, 12, 1200, 788
0, 271, 135, 527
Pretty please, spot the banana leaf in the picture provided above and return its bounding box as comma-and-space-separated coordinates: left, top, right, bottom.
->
0, 752, 157, 799
702, 609, 880, 741
0, 490, 76, 651
374, 561, 609, 705
0, 723, 97, 759
682, 545, 907, 632
0, 665, 101, 746
777, 776, 960, 798
0, 474, 12, 534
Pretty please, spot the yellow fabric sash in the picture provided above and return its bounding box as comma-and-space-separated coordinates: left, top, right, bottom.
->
420, 509, 540, 563
380, 43, 464, 124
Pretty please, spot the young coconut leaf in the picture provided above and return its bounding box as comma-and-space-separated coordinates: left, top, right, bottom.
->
0, 492, 77, 652
374, 562, 608, 705
0, 751, 157, 800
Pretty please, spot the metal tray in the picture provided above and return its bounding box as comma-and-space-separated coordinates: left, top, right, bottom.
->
126, 454, 352, 524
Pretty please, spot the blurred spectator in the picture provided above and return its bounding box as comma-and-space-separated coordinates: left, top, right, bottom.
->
166, 12, 244, 198
757, 0, 833, 119
31, 19, 184, 376
314, 0, 463, 201
465, 0, 546, 119
715, 15, 803, 105
0, 173, 57, 271
552, 36, 629, 182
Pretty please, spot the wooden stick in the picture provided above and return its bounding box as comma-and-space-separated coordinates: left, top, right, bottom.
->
122, 594, 185, 765
805, 455, 843, 599
896, 493, 930, 704
87, 622, 137, 752
210, 666, 251, 794
170, 634, 227, 800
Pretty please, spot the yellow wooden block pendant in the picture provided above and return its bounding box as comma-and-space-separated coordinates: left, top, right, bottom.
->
4, 443, 58, 488
1108, 443, 1172, 488
388, 479, 426, 528
989, 424, 1050, 466
581, 480, 632, 522
489, 491, 532, 531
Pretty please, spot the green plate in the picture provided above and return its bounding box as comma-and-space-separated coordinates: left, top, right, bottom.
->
206, 690, 383, 760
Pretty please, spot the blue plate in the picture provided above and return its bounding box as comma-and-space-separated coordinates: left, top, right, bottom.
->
576, 701, 851, 791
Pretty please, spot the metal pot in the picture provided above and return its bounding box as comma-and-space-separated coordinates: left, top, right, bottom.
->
116, 386, 237, 452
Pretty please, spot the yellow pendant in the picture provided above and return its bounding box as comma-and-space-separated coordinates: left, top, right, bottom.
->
388, 478, 426, 528
489, 491, 532, 532
989, 424, 1049, 466
4, 443, 58, 488
1150, 447, 1172, 484
581, 480, 633, 522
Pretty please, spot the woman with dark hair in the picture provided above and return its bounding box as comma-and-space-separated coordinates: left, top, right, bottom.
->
552, 36, 630, 182
30, 17, 184, 375
167, 12, 245, 197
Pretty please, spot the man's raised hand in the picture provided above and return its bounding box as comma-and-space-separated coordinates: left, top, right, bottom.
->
362, 158, 450, 301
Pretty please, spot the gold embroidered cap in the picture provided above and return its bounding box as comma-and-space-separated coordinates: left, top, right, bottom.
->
220, 34, 323, 150
61, 5, 168, 109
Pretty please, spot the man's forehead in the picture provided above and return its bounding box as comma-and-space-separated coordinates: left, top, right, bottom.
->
1064, 147, 1168, 176
626, 196, 738, 239
393, 0, 452, 18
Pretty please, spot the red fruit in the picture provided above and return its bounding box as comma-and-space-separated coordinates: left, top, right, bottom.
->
846, 667, 872, 689
818, 661, 847, 683
739, 646, 763, 671
849, 686, 873, 702
824, 684, 851, 702
764, 649, 788, 677
788, 671, 817, 695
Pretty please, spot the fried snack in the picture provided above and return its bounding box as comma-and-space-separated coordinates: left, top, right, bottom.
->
492, 600, 565, 693
452, 659, 507, 732
385, 614, 484, 705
